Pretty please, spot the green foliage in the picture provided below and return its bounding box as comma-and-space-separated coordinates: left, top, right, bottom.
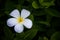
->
38, 37, 48, 40
38, 37, 43, 40
32, 1, 39, 9
43, 37, 48, 40
45, 9, 60, 17
39, 0, 55, 8
39, 21, 50, 26
0, 0, 60, 40
51, 32, 60, 40
14, 29, 38, 40
28, 14, 34, 21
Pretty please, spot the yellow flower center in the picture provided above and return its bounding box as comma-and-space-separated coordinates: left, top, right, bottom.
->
17, 17, 24, 23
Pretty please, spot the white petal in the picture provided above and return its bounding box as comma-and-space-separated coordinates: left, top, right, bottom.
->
14, 24, 24, 33
21, 9, 30, 18
23, 19, 32, 29
7, 18, 18, 27
10, 9, 20, 18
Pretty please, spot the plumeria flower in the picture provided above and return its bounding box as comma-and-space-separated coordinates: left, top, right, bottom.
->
7, 9, 33, 33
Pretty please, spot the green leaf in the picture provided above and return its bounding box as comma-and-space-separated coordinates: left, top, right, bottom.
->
41, 2, 54, 8
39, 0, 55, 8
38, 37, 48, 40
39, 0, 44, 3
44, 37, 48, 40
32, 1, 39, 9
45, 9, 60, 17
39, 21, 50, 26
51, 32, 60, 40
38, 37, 43, 40
28, 14, 34, 21
15, 29, 38, 40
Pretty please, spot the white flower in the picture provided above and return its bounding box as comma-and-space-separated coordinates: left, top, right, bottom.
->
7, 9, 33, 33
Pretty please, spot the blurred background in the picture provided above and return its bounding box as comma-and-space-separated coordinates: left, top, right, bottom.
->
0, 0, 60, 40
